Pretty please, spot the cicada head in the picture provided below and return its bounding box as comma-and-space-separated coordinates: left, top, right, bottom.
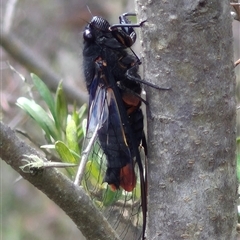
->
83, 16, 110, 42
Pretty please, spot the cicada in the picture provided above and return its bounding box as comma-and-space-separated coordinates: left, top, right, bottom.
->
77, 13, 167, 240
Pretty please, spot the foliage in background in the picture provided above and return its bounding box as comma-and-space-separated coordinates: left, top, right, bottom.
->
16, 73, 87, 177
16, 74, 141, 208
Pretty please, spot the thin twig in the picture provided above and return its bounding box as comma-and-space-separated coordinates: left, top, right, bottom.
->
74, 124, 99, 185
235, 58, 240, 67
231, 1, 240, 21
3, 0, 18, 33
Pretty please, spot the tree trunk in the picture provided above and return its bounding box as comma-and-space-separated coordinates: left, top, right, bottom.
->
137, 0, 237, 239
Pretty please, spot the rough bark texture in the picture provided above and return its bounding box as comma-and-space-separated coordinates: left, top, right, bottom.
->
136, 0, 237, 239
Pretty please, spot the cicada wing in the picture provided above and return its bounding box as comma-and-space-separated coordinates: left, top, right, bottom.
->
80, 64, 144, 240
74, 80, 108, 186
99, 87, 137, 192
81, 81, 108, 189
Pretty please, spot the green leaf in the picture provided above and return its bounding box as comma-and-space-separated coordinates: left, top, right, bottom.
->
69, 149, 81, 159
72, 103, 87, 141
55, 141, 77, 164
82, 119, 88, 137
16, 97, 59, 141
134, 179, 141, 200
72, 103, 79, 127
55, 81, 68, 132
31, 73, 58, 127
85, 160, 103, 188
55, 141, 78, 176
102, 186, 122, 206
66, 117, 80, 156
78, 103, 87, 121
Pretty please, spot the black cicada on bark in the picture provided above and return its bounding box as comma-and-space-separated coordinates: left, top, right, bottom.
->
77, 13, 166, 240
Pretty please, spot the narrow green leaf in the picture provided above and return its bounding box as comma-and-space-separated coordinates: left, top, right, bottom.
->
55, 141, 78, 176
72, 103, 87, 141
85, 160, 103, 187
55, 141, 77, 164
102, 187, 122, 206
82, 118, 88, 137
69, 149, 81, 159
31, 73, 58, 127
66, 117, 80, 156
16, 97, 59, 141
78, 103, 87, 121
72, 103, 79, 127
55, 81, 68, 131
77, 127, 84, 142
134, 179, 141, 200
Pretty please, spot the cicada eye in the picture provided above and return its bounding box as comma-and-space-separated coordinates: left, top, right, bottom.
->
83, 28, 94, 41
91, 16, 110, 32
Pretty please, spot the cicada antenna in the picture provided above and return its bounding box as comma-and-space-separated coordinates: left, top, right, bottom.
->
75, 5, 93, 26
86, 5, 94, 18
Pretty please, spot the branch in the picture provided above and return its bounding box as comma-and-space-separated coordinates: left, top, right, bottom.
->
231, 1, 240, 21
3, 0, 18, 33
0, 122, 120, 240
235, 58, 240, 67
0, 31, 87, 105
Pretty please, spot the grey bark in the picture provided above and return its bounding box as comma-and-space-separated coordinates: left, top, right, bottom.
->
136, 0, 237, 239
